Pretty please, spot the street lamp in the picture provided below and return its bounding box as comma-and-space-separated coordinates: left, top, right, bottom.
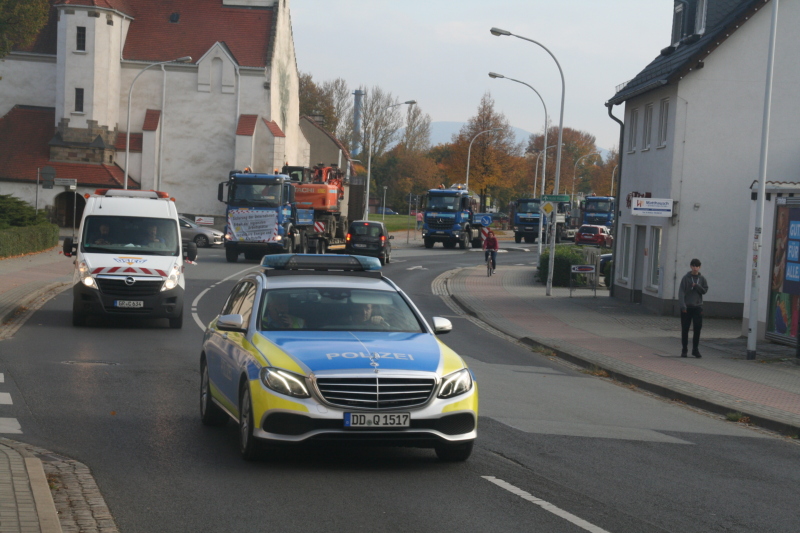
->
365, 100, 416, 220
491, 27, 565, 296
124, 55, 192, 190
382, 186, 388, 220
571, 152, 602, 204
466, 127, 502, 192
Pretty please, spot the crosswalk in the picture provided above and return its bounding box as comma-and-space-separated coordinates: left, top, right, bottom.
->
0, 373, 22, 434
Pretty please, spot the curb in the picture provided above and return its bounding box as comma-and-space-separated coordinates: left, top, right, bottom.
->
447, 275, 800, 438
0, 280, 71, 341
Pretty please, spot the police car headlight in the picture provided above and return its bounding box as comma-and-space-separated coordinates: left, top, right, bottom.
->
161, 265, 181, 291
438, 368, 473, 398
78, 261, 97, 289
260, 368, 310, 398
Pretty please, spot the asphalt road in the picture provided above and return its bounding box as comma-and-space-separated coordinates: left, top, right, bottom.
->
0, 246, 798, 532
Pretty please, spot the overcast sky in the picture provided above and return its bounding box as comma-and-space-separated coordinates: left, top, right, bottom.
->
292, 0, 674, 151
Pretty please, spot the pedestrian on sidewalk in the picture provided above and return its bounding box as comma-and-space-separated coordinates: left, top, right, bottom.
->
416, 211, 423, 230
679, 258, 708, 358
483, 230, 499, 273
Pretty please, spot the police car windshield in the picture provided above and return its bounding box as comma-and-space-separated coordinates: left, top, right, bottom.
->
517, 200, 540, 213
427, 196, 458, 211
586, 201, 612, 213
81, 216, 179, 256
230, 183, 282, 207
259, 288, 425, 332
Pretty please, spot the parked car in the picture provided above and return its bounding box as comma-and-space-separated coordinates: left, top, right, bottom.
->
179, 216, 224, 248
575, 225, 613, 247
200, 254, 477, 461
375, 207, 397, 215
345, 220, 393, 264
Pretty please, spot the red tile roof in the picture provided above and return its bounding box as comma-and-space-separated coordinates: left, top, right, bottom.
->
122, 0, 272, 67
59, 0, 135, 14
0, 106, 136, 189
114, 132, 142, 152
263, 119, 285, 138
236, 115, 258, 136
142, 109, 160, 131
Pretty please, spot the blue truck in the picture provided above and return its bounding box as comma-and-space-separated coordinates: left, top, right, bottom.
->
218, 171, 315, 262
422, 185, 485, 249
582, 196, 615, 228
511, 198, 574, 243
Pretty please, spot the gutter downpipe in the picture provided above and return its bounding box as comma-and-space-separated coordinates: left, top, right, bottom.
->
158, 65, 166, 191
235, 65, 241, 169
606, 101, 625, 298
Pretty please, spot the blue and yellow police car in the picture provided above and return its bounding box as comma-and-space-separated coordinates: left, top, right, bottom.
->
200, 254, 478, 461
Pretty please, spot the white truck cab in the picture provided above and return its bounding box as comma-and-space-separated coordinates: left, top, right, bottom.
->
63, 189, 197, 328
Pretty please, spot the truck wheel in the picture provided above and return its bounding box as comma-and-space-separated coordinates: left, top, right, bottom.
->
459, 234, 467, 249
524, 236, 532, 244
514, 234, 522, 244
297, 234, 308, 254
317, 240, 327, 254
225, 246, 238, 263
424, 238, 434, 249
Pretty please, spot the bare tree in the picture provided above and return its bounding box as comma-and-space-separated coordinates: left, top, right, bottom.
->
360, 85, 409, 158
400, 104, 431, 153
320, 78, 353, 142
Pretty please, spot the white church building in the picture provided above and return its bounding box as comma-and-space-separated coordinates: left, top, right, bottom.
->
0, 0, 309, 225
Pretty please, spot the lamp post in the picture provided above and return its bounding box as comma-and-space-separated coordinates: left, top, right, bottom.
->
534, 143, 562, 255
124, 56, 192, 190
365, 100, 416, 220
466, 128, 502, 192
382, 186, 388, 221
571, 152, 602, 204
491, 27, 565, 296
610, 164, 619, 196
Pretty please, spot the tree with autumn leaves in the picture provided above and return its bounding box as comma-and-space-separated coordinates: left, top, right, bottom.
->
0, 0, 49, 59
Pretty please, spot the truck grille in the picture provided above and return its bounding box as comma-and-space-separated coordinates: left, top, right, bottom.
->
96, 278, 163, 297
427, 221, 454, 231
315, 377, 436, 409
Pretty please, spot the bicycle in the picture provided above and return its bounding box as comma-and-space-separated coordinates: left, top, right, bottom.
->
486, 252, 494, 277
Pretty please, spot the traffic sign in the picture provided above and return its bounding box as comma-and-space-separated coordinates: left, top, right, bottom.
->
541, 202, 554, 216
54, 178, 77, 186
41, 166, 56, 189
542, 194, 570, 202
480, 215, 492, 226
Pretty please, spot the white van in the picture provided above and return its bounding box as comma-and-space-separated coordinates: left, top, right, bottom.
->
63, 189, 197, 328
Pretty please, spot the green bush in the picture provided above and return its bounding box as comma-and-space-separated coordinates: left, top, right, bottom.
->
0, 194, 50, 229
537, 246, 586, 286
0, 224, 59, 258
603, 260, 613, 287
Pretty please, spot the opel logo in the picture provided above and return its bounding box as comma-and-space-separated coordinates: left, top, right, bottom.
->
125, 277, 136, 286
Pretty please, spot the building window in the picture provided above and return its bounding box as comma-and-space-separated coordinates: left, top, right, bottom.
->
76, 27, 86, 51
642, 103, 653, 150
75, 88, 84, 112
695, 0, 707, 34
621, 225, 632, 280
658, 98, 669, 147
628, 108, 639, 152
649, 226, 662, 286
672, 4, 684, 45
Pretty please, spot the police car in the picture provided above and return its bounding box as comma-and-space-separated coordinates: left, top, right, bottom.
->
200, 254, 478, 461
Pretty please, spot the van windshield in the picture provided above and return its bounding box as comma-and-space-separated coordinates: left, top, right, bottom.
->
81, 216, 179, 256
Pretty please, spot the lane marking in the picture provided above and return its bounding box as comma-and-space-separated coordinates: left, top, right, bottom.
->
0, 373, 3, 383
193, 265, 258, 332
0, 392, 11, 405
0, 418, 22, 434
407, 266, 427, 270
482, 476, 610, 533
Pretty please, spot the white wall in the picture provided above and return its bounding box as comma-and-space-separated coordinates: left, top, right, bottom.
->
0, 55, 56, 117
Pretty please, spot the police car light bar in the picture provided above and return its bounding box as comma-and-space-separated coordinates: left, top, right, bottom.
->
261, 254, 382, 272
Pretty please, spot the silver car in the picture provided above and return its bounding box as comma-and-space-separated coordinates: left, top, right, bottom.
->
179, 217, 224, 248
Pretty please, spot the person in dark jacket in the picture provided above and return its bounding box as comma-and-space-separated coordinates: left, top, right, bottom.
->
483, 230, 499, 273
678, 258, 708, 358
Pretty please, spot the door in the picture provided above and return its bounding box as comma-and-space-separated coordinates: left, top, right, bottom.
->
632, 225, 647, 303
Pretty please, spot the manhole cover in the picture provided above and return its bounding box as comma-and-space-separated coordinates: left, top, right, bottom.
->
61, 361, 120, 366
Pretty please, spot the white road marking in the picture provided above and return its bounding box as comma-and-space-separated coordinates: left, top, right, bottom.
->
0, 392, 11, 405
193, 265, 257, 331
0, 373, 3, 383
0, 418, 22, 434
407, 266, 427, 270
482, 476, 611, 533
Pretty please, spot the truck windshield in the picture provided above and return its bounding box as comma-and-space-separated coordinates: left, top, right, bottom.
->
427, 195, 459, 211
586, 201, 612, 213
517, 200, 540, 213
81, 216, 179, 256
230, 183, 282, 207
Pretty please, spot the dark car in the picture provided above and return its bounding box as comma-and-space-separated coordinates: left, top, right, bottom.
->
345, 220, 394, 264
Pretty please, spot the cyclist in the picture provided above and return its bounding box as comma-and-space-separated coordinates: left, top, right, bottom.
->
483, 230, 499, 274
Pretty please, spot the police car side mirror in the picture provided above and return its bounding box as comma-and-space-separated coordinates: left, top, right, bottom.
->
184, 241, 198, 262
62, 237, 76, 258
432, 317, 452, 335
217, 314, 246, 332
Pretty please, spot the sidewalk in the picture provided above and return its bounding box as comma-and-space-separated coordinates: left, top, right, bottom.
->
444, 264, 800, 437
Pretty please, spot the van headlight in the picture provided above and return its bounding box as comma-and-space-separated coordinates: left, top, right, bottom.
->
161, 265, 181, 291
78, 261, 97, 289
438, 368, 473, 398
260, 368, 310, 398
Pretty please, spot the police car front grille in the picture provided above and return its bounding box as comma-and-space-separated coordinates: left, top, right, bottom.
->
315, 377, 436, 409
427, 222, 452, 231
96, 278, 163, 297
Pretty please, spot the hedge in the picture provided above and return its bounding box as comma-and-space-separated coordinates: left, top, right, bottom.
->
0, 224, 59, 258
536, 246, 587, 286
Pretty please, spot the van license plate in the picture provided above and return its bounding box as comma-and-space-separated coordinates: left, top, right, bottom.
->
353, 244, 367, 248
344, 413, 410, 427
115, 300, 143, 308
